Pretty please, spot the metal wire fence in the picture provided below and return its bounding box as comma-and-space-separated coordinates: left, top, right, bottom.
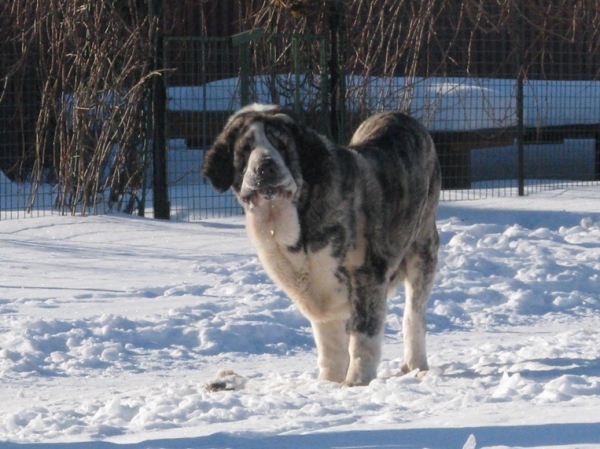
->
162, 44, 600, 218
163, 33, 330, 219
164, 37, 242, 220
1, 0, 599, 220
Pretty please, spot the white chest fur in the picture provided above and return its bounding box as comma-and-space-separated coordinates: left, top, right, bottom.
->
245, 197, 351, 322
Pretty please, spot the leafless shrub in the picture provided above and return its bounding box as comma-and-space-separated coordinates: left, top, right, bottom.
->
1, 0, 160, 215
242, 0, 600, 137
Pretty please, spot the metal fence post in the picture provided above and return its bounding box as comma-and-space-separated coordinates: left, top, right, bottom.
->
516, 75, 525, 197
596, 132, 600, 180
292, 36, 301, 115
239, 43, 250, 106
320, 35, 329, 136
514, 5, 525, 197
232, 29, 264, 107
328, 0, 344, 143
150, 0, 170, 219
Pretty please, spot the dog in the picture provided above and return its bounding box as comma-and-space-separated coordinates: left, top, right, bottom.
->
201, 104, 440, 386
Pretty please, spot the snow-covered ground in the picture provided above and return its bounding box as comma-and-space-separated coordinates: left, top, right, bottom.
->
1, 187, 600, 448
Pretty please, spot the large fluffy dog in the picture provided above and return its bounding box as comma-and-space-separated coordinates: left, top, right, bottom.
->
202, 104, 440, 386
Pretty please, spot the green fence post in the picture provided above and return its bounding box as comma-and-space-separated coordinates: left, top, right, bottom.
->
232, 29, 264, 107
513, 4, 525, 197
293, 36, 301, 115
320, 36, 329, 136
240, 43, 250, 106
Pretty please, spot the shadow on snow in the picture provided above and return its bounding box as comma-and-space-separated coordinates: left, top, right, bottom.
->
2, 422, 600, 449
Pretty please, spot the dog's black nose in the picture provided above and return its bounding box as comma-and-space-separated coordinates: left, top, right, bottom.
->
256, 158, 278, 184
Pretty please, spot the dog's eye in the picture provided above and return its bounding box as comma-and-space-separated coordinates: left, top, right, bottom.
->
264, 123, 287, 149
266, 123, 283, 139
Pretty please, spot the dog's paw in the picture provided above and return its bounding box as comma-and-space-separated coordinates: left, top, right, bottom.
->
340, 380, 360, 387
401, 361, 429, 376
205, 369, 247, 392
340, 378, 373, 387
401, 367, 428, 379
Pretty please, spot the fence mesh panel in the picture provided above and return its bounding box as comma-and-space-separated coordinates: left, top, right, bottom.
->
164, 37, 242, 220
162, 33, 329, 220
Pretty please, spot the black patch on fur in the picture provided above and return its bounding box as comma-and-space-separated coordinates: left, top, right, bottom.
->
367, 250, 388, 282
202, 142, 234, 193
347, 250, 388, 337
293, 127, 332, 186
312, 224, 345, 257
201, 119, 248, 192
349, 278, 385, 337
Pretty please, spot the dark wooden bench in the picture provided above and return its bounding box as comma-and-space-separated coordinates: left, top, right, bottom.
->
432, 124, 600, 189
165, 110, 600, 190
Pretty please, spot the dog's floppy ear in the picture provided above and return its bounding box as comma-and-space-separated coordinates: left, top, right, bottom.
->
201, 121, 241, 193
202, 141, 233, 193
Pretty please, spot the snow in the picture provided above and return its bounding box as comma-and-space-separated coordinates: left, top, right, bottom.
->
1, 187, 600, 448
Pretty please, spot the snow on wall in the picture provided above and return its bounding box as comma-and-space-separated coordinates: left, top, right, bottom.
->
167, 76, 600, 132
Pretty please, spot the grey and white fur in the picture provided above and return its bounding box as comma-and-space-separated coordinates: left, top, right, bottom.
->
202, 104, 440, 386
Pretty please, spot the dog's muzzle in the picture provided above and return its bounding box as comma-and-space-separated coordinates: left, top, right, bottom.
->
253, 158, 282, 200
241, 157, 296, 203
255, 158, 279, 187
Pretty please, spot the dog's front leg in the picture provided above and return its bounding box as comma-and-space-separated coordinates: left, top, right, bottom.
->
342, 277, 387, 386
343, 327, 384, 386
311, 319, 350, 383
